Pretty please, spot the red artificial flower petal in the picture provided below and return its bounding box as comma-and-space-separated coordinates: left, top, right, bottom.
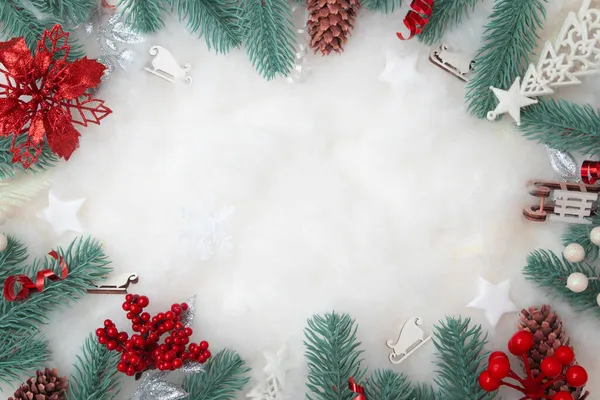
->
29, 112, 46, 144
37, 24, 70, 61
67, 95, 112, 126
56, 58, 106, 100
0, 37, 34, 79
32, 50, 53, 80
11, 136, 43, 169
45, 107, 80, 159
0, 98, 27, 136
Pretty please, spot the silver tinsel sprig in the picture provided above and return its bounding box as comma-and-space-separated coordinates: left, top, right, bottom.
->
129, 371, 188, 400
545, 144, 579, 182
179, 295, 196, 328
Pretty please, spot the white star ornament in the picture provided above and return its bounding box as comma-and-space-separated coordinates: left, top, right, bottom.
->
467, 277, 518, 327
487, 77, 538, 125
37, 191, 85, 235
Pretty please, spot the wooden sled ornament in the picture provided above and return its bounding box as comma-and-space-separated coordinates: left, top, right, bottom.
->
386, 317, 431, 364
88, 273, 139, 294
524, 180, 600, 224
429, 44, 474, 82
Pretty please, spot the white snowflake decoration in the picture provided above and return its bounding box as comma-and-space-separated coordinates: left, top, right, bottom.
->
180, 199, 234, 260
247, 347, 291, 400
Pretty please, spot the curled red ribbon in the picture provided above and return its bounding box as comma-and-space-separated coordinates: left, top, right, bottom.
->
397, 0, 434, 40
581, 160, 600, 184
348, 377, 366, 400
3, 251, 68, 301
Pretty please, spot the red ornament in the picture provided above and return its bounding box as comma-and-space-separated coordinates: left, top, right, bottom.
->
3, 250, 68, 301
581, 161, 600, 185
397, 0, 434, 40
478, 371, 501, 392
508, 331, 534, 355
565, 365, 588, 387
552, 392, 574, 400
488, 357, 510, 379
541, 357, 563, 378
554, 346, 575, 366
0, 24, 111, 168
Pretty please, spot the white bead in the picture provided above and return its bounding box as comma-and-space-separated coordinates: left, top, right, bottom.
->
590, 227, 600, 246
597, 292, 600, 307
563, 243, 586, 263
0, 233, 7, 252
566, 272, 589, 293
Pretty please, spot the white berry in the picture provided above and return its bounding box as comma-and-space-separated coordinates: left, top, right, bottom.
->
590, 226, 600, 246
564, 243, 585, 263
566, 272, 589, 293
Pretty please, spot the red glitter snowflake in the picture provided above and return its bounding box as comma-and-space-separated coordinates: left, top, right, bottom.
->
0, 24, 111, 168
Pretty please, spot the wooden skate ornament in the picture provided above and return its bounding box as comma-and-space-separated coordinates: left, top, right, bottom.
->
386, 316, 431, 364
524, 180, 600, 224
429, 44, 474, 82
145, 46, 192, 84
88, 272, 139, 294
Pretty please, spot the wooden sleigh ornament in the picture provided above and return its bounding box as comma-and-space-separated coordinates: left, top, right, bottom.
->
524, 180, 600, 224
386, 317, 431, 364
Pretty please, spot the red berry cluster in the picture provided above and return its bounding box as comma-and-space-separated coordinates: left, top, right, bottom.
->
96, 294, 211, 376
479, 331, 588, 400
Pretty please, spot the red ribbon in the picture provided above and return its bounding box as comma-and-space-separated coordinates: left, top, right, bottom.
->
581, 160, 600, 184
348, 377, 366, 400
397, 0, 434, 40
3, 251, 68, 301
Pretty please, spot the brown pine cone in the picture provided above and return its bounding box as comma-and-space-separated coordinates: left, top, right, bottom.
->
307, 0, 360, 55
518, 306, 589, 399
9, 368, 68, 400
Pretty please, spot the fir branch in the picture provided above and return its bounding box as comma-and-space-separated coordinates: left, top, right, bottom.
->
304, 312, 365, 400
361, 0, 402, 14
0, 237, 111, 333
241, 0, 296, 80
31, 0, 96, 24
0, 171, 50, 220
182, 349, 250, 400
0, 137, 58, 181
0, 330, 50, 387
418, 0, 481, 46
520, 98, 600, 156
465, 0, 547, 119
524, 250, 600, 318
433, 316, 494, 400
120, 0, 169, 33
365, 369, 413, 399
0, 235, 29, 281
412, 383, 437, 400
562, 217, 600, 262
68, 333, 122, 400
172, 0, 242, 53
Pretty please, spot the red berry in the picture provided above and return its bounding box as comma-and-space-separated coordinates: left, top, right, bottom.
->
171, 305, 182, 315
175, 322, 184, 330
182, 337, 189, 345
541, 357, 563, 378
125, 341, 134, 350
121, 353, 129, 362
140, 326, 148, 335
554, 346, 575, 365
174, 337, 183, 345
566, 365, 588, 387
163, 361, 172, 370
164, 321, 174, 330
189, 344, 199, 354
106, 341, 118, 351
138, 296, 149, 307
149, 333, 159, 343
165, 311, 175, 320
198, 355, 207, 364
508, 331, 534, 355
182, 352, 190, 360
134, 338, 145, 347
157, 312, 165, 320
126, 366, 135, 376
182, 303, 188, 310
164, 352, 174, 362
184, 327, 193, 337
152, 316, 160, 323
478, 371, 501, 392
118, 332, 129, 342
129, 355, 140, 366
126, 312, 134, 320
204, 350, 211, 359
106, 327, 118, 338
200, 341, 209, 351
98, 336, 108, 345
125, 294, 134, 302
132, 324, 141, 332
117, 362, 127, 372
140, 312, 150, 322
160, 344, 169, 352
136, 363, 144, 372
552, 392, 574, 400
96, 328, 106, 337
165, 337, 173, 345
488, 357, 511, 379
130, 305, 142, 314
173, 358, 183, 369
122, 302, 131, 311
104, 319, 113, 327
488, 351, 508, 362
158, 325, 166, 334
172, 345, 183, 354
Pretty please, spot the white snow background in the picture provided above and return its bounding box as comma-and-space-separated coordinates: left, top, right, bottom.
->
2, 0, 600, 398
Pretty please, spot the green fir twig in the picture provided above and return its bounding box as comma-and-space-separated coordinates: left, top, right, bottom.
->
361, 0, 403, 14
68, 334, 122, 400
433, 316, 495, 400
241, 0, 296, 80
0, 331, 50, 386
0, 0, 57, 50
418, 0, 482, 45
365, 369, 414, 399
0, 138, 57, 181
31, 0, 96, 24
0, 235, 29, 282
520, 98, 600, 156
182, 349, 250, 400
412, 383, 437, 400
304, 312, 365, 400
562, 217, 600, 262
465, 0, 547, 119
524, 250, 600, 318
120, 0, 169, 33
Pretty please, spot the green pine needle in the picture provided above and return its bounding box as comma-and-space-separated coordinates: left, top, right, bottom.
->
520, 98, 600, 156
304, 312, 365, 400
412, 383, 437, 400
0, 235, 29, 282
0, 237, 111, 333
182, 349, 250, 400
433, 316, 494, 400
361, 0, 403, 14
241, 0, 296, 80
120, 0, 169, 33
418, 0, 481, 46
0, 330, 50, 387
68, 334, 122, 400
0, 137, 57, 180
465, 0, 547, 119
524, 250, 600, 318
365, 369, 413, 399
562, 218, 600, 262
31, 0, 96, 24
172, 0, 243, 53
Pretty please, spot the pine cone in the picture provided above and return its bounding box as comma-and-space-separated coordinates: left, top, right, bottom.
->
518, 306, 589, 400
307, 0, 360, 55
9, 368, 68, 400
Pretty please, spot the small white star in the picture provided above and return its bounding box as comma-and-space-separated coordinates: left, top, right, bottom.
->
37, 191, 85, 235
262, 346, 290, 389
467, 277, 518, 327
379, 51, 419, 89
488, 77, 538, 125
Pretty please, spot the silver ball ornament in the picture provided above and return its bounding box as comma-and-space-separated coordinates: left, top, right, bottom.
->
590, 227, 600, 246
566, 272, 589, 293
563, 243, 586, 263
0, 233, 6, 252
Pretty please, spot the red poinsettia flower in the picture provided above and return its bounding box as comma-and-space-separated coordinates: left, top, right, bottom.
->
0, 24, 111, 168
